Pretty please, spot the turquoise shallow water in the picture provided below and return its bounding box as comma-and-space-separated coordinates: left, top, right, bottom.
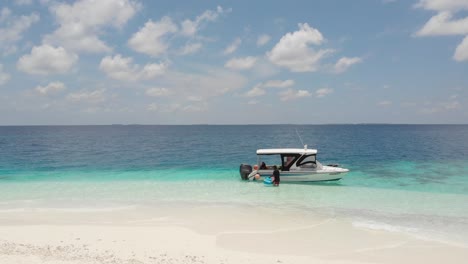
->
1, 125, 468, 245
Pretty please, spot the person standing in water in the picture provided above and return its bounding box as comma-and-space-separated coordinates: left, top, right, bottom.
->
272, 165, 280, 186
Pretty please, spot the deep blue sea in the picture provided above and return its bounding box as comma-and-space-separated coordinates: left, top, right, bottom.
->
1, 125, 468, 244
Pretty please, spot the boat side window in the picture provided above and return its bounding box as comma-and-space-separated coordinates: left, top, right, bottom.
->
281, 154, 298, 171
297, 155, 317, 168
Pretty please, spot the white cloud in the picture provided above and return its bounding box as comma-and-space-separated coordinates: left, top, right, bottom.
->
257, 34, 271, 46
378, 100, 392, 106
99, 54, 167, 81
35, 81, 66, 95
415, 0, 468, 61
263, 79, 295, 88
223, 38, 242, 55
416, 11, 468, 36
415, 0, 468, 12
315, 88, 333, 98
178, 43, 202, 55
44, 0, 140, 53
181, 6, 225, 36
148, 102, 208, 113
17, 44, 78, 75
243, 79, 295, 97
280, 88, 311, 101
0, 9, 40, 54
334, 57, 363, 73
67, 89, 106, 104
0, 64, 11, 85
224, 56, 257, 70
141, 63, 168, 79
267, 23, 334, 72
454, 35, 468, 61
146, 87, 170, 97
128, 17, 178, 57
244, 85, 266, 97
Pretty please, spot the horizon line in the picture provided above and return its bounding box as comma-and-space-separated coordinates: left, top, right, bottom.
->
1, 123, 468, 126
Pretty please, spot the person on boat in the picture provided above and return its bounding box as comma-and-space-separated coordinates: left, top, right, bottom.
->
272, 165, 280, 186
260, 162, 267, 170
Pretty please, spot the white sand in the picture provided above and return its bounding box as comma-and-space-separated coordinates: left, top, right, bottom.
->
0, 203, 467, 264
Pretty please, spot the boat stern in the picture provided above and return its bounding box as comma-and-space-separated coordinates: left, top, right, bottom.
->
239, 164, 253, 180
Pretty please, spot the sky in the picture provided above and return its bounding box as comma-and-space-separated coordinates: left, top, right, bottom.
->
0, 0, 467, 125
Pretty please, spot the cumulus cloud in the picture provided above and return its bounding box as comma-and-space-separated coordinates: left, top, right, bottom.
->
146, 101, 208, 113
17, 44, 78, 75
128, 17, 178, 57
0, 8, 40, 54
279, 88, 311, 101
257, 34, 271, 46
244, 85, 266, 97
99, 54, 167, 81
334, 57, 363, 73
454, 35, 468, 61
0, 64, 11, 85
44, 0, 140, 53
67, 89, 106, 104
415, 0, 468, 12
35, 81, 66, 95
415, 0, 468, 61
223, 38, 242, 55
178, 43, 202, 55
243, 79, 295, 97
315, 88, 333, 98
224, 56, 257, 70
415, 11, 468, 36
130, 6, 227, 57
181, 6, 226, 36
263, 79, 295, 88
267, 23, 334, 72
146, 87, 170, 97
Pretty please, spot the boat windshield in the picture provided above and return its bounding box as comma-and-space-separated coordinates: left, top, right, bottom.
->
297, 154, 317, 168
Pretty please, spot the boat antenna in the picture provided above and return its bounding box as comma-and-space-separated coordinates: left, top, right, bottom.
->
295, 128, 305, 147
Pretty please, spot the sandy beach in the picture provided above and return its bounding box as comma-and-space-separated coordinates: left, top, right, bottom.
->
1, 203, 467, 264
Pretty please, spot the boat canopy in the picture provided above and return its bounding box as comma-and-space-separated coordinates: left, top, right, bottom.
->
256, 148, 317, 155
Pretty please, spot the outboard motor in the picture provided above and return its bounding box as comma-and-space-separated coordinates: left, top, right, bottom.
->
239, 164, 252, 180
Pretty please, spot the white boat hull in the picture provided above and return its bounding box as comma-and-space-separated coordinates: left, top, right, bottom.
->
248, 166, 348, 182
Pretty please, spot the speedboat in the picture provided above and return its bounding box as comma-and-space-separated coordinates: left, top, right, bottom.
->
239, 145, 349, 182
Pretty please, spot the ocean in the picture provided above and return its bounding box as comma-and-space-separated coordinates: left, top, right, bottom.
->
1, 125, 468, 245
